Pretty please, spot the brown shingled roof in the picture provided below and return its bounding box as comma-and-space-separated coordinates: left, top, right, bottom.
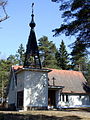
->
48, 69, 87, 94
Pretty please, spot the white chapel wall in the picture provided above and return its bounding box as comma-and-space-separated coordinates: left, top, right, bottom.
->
68, 94, 90, 107
23, 70, 48, 110
59, 94, 90, 108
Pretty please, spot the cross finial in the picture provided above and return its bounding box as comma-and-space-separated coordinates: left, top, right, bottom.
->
32, 3, 34, 14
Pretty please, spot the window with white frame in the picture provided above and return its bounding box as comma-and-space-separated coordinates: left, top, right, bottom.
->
60, 94, 69, 102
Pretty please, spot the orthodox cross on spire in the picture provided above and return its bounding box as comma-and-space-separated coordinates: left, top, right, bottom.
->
24, 3, 42, 69
30, 3, 35, 29
32, 3, 34, 14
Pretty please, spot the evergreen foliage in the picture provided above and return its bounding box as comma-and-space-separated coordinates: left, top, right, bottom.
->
16, 44, 25, 65
55, 40, 69, 69
7, 55, 18, 65
0, 43, 25, 99
0, 59, 12, 99
38, 36, 58, 68
52, 0, 90, 48
70, 38, 87, 71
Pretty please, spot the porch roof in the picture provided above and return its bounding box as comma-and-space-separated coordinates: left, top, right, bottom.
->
48, 85, 64, 90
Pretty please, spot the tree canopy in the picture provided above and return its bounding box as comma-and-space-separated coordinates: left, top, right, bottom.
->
55, 40, 69, 69
70, 38, 87, 70
16, 44, 25, 65
0, 44, 25, 99
52, 0, 90, 48
38, 36, 58, 68
0, 59, 12, 99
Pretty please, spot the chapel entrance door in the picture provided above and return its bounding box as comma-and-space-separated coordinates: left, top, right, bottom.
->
17, 91, 23, 109
48, 90, 56, 108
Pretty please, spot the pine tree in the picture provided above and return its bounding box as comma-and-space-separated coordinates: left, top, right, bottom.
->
71, 38, 87, 71
0, 59, 12, 99
16, 44, 25, 65
7, 55, 18, 65
38, 36, 58, 68
52, 0, 90, 48
55, 40, 69, 70
0, 51, 25, 100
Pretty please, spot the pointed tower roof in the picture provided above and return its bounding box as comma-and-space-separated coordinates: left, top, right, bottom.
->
24, 3, 41, 69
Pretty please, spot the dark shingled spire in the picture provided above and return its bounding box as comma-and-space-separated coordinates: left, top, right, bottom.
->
24, 3, 41, 69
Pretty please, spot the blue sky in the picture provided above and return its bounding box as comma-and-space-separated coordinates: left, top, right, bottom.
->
0, 0, 75, 58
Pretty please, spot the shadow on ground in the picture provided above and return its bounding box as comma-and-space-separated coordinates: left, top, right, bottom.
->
0, 113, 81, 120
61, 107, 90, 112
